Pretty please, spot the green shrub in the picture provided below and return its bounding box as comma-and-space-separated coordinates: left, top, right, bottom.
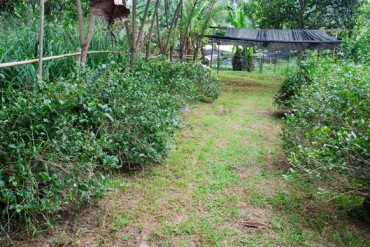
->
340, 4, 370, 65
0, 61, 220, 231
273, 59, 318, 109
282, 61, 370, 197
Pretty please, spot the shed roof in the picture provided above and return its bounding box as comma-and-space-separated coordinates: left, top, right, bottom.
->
206, 28, 341, 51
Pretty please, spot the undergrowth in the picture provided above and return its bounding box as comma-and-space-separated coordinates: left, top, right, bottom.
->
279, 59, 369, 210
0, 61, 220, 237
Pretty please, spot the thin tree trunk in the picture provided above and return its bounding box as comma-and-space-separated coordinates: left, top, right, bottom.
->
164, 0, 182, 56
193, 0, 216, 61
171, 3, 181, 61
38, 0, 45, 83
81, 15, 96, 63
146, 0, 161, 61
136, 0, 152, 49
125, 21, 132, 52
155, 10, 162, 54
180, 0, 199, 61
178, 1, 184, 61
130, 0, 137, 68
164, 0, 169, 27
76, 0, 95, 64
76, 0, 84, 47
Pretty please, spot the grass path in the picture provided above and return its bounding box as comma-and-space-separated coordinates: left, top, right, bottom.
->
27, 71, 369, 247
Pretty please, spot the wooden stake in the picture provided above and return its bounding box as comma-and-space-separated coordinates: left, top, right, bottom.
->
217, 42, 220, 74
38, 0, 45, 83
210, 41, 214, 68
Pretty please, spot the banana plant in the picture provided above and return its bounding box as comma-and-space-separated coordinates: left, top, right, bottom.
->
228, 3, 255, 71
228, 4, 247, 28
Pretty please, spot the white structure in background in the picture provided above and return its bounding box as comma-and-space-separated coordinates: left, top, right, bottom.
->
114, 0, 124, 5
203, 45, 233, 62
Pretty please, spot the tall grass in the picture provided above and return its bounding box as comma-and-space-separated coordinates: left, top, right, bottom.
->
0, 12, 128, 88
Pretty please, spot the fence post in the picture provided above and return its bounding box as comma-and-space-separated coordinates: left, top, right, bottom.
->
217, 42, 221, 74
38, 0, 45, 83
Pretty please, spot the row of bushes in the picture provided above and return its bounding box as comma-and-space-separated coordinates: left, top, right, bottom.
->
0, 61, 220, 231
276, 59, 369, 204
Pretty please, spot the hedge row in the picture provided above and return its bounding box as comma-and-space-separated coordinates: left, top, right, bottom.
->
0, 61, 220, 230
280, 60, 369, 197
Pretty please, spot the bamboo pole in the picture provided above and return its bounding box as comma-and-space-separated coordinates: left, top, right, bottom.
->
0, 51, 123, 69
38, 0, 45, 82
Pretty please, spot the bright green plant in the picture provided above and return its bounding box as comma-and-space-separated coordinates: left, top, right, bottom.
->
0, 6, 125, 88
228, 3, 255, 72
274, 59, 317, 108
341, 6, 370, 65
0, 60, 220, 233
282, 60, 370, 199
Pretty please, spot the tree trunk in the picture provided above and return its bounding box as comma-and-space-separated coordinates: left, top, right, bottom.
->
193, 0, 216, 61
155, 10, 163, 54
76, 0, 95, 65
81, 15, 96, 63
38, 0, 45, 82
136, 0, 152, 49
130, 0, 137, 68
164, 0, 182, 56
146, 0, 161, 61
180, 0, 199, 61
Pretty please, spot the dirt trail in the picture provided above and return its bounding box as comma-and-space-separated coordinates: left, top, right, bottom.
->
23, 71, 284, 246
24, 71, 361, 247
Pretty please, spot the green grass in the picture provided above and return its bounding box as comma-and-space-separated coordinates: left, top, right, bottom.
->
17, 69, 369, 247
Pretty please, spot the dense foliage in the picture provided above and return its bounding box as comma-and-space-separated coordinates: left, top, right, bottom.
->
273, 59, 315, 109
281, 60, 369, 197
0, 18, 121, 87
243, 0, 364, 29
0, 61, 220, 231
341, 3, 370, 65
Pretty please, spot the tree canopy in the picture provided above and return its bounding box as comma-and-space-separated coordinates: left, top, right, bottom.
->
243, 0, 364, 29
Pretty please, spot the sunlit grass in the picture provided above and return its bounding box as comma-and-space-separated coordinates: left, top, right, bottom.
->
17, 69, 369, 246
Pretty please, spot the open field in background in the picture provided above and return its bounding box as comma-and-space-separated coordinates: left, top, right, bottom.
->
15, 70, 370, 247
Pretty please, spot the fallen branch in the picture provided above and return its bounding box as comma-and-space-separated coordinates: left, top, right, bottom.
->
243, 222, 267, 229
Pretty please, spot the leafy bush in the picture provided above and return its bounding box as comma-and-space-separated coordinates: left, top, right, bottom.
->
282, 61, 369, 197
0, 61, 220, 231
274, 59, 317, 109
340, 1, 370, 65
341, 19, 370, 65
